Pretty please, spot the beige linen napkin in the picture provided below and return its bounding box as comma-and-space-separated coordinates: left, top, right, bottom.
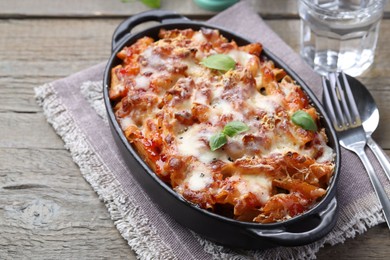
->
35, 1, 390, 259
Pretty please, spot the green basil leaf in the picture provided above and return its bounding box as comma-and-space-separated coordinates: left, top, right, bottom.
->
141, 0, 160, 8
209, 132, 227, 151
223, 121, 250, 137
291, 110, 318, 131
200, 54, 236, 71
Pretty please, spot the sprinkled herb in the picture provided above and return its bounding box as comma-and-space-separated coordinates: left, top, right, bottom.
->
121, 0, 160, 8
200, 54, 236, 72
209, 132, 228, 151
291, 110, 317, 131
209, 121, 249, 151
223, 121, 250, 137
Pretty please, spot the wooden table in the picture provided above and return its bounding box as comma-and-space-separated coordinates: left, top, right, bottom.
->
1, 1, 389, 258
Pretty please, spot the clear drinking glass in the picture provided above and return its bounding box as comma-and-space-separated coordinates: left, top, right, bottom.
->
299, 0, 386, 76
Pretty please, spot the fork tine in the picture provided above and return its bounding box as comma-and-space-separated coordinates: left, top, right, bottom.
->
340, 72, 361, 126
322, 76, 339, 129
334, 73, 354, 126
328, 73, 346, 130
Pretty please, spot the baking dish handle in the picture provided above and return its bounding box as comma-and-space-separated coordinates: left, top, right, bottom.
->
112, 10, 189, 51
248, 197, 338, 247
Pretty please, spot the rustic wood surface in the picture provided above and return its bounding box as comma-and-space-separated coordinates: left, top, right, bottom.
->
1, 0, 390, 259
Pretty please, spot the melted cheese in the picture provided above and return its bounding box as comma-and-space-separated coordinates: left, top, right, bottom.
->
194, 31, 207, 42
187, 169, 213, 191
247, 92, 282, 115
134, 75, 150, 90
210, 99, 244, 123
317, 145, 334, 163
120, 117, 134, 130
239, 174, 271, 204
228, 50, 252, 67
177, 124, 228, 163
116, 83, 124, 92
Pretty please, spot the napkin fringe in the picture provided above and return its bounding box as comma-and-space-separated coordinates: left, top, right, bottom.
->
80, 81, 108, 121
35, 83, 177, 260
331, 197, 384, 244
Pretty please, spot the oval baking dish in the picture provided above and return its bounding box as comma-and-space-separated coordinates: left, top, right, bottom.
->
103, 10, 341, 249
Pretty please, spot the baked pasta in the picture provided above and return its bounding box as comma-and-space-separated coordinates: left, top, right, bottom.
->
109, 28, 335, 223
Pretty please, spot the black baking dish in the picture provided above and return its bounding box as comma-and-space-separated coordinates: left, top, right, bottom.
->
103, 10, 341, 249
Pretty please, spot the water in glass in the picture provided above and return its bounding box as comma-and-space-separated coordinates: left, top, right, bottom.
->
299, 0, 385, 76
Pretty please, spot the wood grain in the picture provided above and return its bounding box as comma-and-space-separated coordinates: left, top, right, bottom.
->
1, 0, 388, 19
0, 19, 116, 113
1, 14, 390, 259
0, 0, 298, 18
317, 223, 390, 259
0, 148, 135, 259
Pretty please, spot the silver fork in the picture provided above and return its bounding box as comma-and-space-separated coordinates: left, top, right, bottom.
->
322, 72, 390, 229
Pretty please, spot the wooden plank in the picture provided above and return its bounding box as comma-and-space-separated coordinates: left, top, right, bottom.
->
0, 19, 117, 113
0, 148, 136, 259
1, 0, 389, 19
317, 224, 390, 259
0, 0, 298, 18
0, 112, 65, 149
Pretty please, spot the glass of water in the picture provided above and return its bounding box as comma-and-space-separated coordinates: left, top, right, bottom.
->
299, 0, 386, 76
